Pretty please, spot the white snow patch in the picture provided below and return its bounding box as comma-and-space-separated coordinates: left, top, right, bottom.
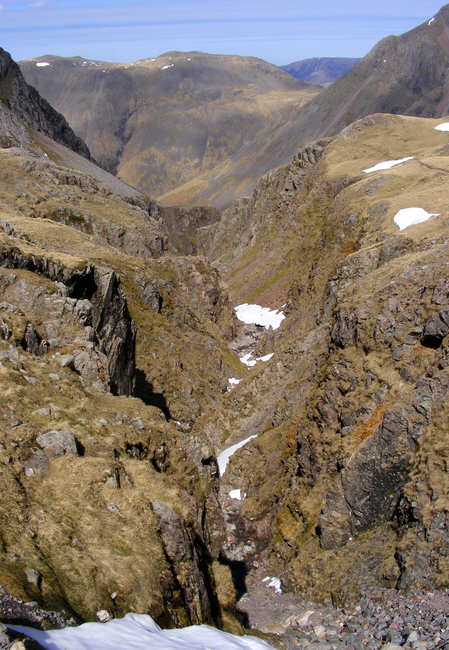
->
228, 377, 241, 386
217, 435, 258, 476
240, 353, 257, 367
229, 489, 242, 500
240, 352, 274, 367
234, 304, 285, 330
393, 207, 439, 230
435, 122, 449, 132
161, 64, 175, 70
36, 62, 50, 67
363, 156, 414, 173
428, 16, 436, 25
262, 576, 282, 594
8, 613, 275, 649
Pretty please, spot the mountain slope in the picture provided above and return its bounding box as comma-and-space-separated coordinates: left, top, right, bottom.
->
0, 47, 90, 159
159, 4, 449, 206
277, 4, 449, 146
281, 57, 360, 85
20, 52, 319, 206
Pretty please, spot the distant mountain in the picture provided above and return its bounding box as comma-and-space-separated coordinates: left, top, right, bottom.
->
19, 4, 449, 209
281, 57, 360, 85
160, 3, 449, 206
20, 52, 319, 205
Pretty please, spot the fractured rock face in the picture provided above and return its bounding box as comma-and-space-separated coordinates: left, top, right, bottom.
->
318, 407, 411, 549
150, 501, 213, 626
91, 267, 136, 396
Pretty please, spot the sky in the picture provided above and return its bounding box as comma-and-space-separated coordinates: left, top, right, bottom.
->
0, 0, 446, 65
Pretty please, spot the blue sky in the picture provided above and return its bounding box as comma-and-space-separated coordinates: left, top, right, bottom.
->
0, 0, 446, 65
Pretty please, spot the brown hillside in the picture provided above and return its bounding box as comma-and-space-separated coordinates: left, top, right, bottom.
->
20, 52, 319, 207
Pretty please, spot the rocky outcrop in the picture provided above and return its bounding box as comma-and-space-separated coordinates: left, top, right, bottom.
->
36, 429, 79, 458
421, 309, 449, 349
0, 243, 135, 395
150, 501, 213, 625
91, 267, 136, 395
149, 202, 220, 256
2, 156, 164, 260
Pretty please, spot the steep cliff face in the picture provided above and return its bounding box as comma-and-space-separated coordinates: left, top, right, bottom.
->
0, 224, 235, 626
194, 112, 449, 607
273, 4, 449, 150
0, 48, 90, 158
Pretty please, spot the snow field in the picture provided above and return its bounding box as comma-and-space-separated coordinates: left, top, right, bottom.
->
262, 576, 282, 594
363, 156, 414, 173
240, 352, 273, 368
234, 304, 285, 330
8, 613, 275, 649
393, 207, 439, 230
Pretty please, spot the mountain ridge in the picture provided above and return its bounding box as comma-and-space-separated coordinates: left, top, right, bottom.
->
157, 4, 449, 206
19, 51, 319, 206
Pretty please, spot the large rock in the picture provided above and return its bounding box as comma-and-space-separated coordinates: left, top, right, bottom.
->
91, 267, 136, 396
37, 429, 78, 458
421, 309, 449, 349
150, 501, 213, 625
